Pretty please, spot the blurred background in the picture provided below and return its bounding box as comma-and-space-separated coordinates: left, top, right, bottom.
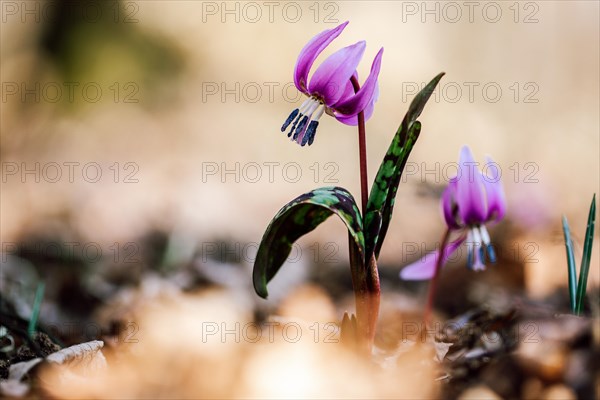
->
1, 0, 599, 321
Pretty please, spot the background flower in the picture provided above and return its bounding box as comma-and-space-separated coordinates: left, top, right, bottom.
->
401, 146, 507, 280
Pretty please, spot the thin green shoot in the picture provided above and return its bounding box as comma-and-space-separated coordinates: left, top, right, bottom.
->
27, 282, 45, 338
562, 215, 577, 312
575, 194, 596, 315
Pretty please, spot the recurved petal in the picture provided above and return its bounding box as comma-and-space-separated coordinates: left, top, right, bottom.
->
332, 73, 358, 106
333, 47, 384, 117
334, 87, 378, 126
483, 156, 507, 222
442, 178, 462, 229
308, 41, 366, 105
334, 100, 371, 125
294, 21, 349, 93
334, 114, 357, 125
456, 146, 488, 225
399, 237, 465, 280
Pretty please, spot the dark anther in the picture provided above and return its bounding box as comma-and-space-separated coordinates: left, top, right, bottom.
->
281, 109, 299, 132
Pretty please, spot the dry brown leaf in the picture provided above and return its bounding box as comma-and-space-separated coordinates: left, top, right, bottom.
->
434, 341, 453, 362
0, 357, 43, 397
45, 340, 106, 375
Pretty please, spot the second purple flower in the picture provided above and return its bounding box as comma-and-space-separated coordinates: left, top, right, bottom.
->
400, 146, 507, 280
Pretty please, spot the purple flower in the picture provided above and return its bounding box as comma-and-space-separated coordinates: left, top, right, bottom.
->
400, 146, 507, 280
281, 21, 384, 146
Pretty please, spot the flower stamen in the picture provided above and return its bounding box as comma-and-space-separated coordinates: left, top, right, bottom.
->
301, 103, 325, 146
294, 98, 320, 144
293, 115, 309, 141
471, 227, 485, 271
281, 109, 299, 132
292, 99, 318, 140
466, 229, 475, 270
479, 225, 496, 263
287, 99, 311, 138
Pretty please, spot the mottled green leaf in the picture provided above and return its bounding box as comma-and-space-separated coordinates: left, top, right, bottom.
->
253, 187, 364, 298
365, 72, 445, 258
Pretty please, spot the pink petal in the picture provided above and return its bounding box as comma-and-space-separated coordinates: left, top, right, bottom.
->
334, 100, 373, 125
483, 156, 507, 222
442, 178, 462, 229
334, 88, 378, 125
334, 75, 379, 125
294, 21, 349, 93
331, 73, 358, 106
333, 48, 384, 117
308, 41, 366, 105
399, 237, 465, 280
456, 146, 488, 225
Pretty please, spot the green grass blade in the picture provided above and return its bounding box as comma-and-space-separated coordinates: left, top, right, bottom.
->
27, 282, 45, 338
562, 215, 578, 313
575, 194, 596, 315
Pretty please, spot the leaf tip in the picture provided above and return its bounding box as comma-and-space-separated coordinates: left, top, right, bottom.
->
252, 269, 269, 299
254, 285, 269, 299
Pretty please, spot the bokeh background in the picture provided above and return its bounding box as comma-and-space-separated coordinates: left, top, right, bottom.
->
2, 1, 599, 307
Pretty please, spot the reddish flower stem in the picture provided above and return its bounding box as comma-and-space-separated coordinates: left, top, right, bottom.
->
424, 228, 451, 328
348, 76, 379, 352
350, 76, 368, 215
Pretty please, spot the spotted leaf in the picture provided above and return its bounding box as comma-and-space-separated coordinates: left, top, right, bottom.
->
253, 187, 364, 298
365, 72, 445, 258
